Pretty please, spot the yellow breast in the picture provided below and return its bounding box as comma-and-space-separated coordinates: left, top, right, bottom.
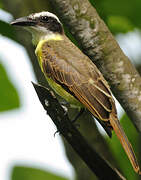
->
35, 39, 83, 108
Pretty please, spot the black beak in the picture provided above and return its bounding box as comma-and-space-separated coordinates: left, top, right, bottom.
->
11, 16, 36, 27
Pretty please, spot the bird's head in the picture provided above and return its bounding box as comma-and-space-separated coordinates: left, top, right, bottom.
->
11, 11, 63, 45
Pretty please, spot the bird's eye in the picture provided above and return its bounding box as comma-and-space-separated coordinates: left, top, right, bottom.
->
41, 16, 49, 21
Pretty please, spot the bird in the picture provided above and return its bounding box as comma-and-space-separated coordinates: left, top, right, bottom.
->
11, 11, 140, 174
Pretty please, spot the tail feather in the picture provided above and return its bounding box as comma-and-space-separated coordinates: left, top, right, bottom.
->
110, 115, 141, 174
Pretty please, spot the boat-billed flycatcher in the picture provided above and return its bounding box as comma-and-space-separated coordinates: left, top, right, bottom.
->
11, 11, 140, 174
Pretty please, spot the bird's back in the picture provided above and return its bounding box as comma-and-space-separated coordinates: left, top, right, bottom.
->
36, 35, 118, 136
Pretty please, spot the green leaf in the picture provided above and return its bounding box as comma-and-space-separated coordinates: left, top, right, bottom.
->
0, 20, 20, 43
0, 3, 3, 8
0, 62, 20, 111
107, 16, 134, 34
11, 166, 69, 180
106, 114, 140, 180
89, 0, 141, 33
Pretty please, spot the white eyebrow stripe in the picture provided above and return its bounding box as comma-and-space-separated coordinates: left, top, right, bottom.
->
29, 11, 61, 23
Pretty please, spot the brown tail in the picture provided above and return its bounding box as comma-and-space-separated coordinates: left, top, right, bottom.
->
110, 115, 141, 174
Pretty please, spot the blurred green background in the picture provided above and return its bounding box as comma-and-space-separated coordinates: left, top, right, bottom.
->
0, 0, 141, 179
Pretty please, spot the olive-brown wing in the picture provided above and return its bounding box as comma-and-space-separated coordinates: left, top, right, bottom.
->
41, 39, 115, 133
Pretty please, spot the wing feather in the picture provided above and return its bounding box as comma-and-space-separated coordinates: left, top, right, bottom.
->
38, 37, 141, 170
41, 37, 116, 127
